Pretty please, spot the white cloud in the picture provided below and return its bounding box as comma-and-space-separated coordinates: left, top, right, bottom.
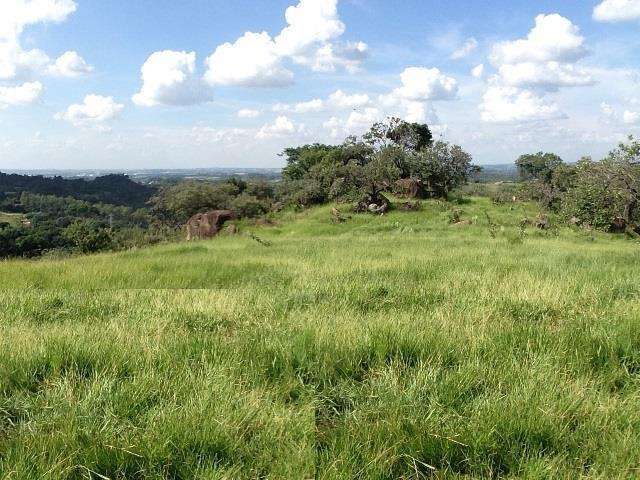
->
323, 116, 342, 138
623, 110, 640, 124
256, 115, 298, 139
0, 0, 77, 80
328, 89, 370, 108
0, 0, 77, 41
491, 14, 587, 65
294, 41, 368, 73
204, 32, 293, 88
498, 61, 595, 91
203, 0, 366, 88
593, 0, 640, 22
47, 51, 93, 77
237, 108, 261, 118
0, 42, 49, 80
346, 107, 382, 131
471, 64, 485, 78
451, 38, 478, 60
133, 50, 213, 107
274, 0, 345, 57
392, 67, 458, 102
480, 85, 564, 122
293, 98, 324, 113
0, 81, 42, 108
481, 14, 594, 123
404, 101, 435, 124
56, 94, 124, 129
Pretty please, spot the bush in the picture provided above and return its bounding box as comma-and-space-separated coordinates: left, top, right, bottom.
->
231, 194, 270, 218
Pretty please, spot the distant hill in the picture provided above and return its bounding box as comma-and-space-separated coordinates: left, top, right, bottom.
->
0, 172, 156, 208
473, 163, 518, 183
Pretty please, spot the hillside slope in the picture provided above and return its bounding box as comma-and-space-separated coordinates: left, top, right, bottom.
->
1, 198, 639, 479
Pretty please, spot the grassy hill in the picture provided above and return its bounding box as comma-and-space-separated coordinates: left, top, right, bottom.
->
1, 198, 639, 479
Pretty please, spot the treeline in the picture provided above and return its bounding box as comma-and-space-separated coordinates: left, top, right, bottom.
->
0, 173, 154, 208
516, 137, 639, 234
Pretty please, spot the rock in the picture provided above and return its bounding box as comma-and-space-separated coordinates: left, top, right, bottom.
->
367, 203, 389, 215
568, 217, 581, 226
535, 214, 550, 230
186, 210, 237, 241
395, 178, 423, 198
452, 220, 473, 227
399, 201, 421, 211
611, 216, 627, 233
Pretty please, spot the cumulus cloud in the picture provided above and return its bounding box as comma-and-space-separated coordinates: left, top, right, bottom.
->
497, 61, 595, 91
274, 0, 345, 57
237, 108, 261, 118
0, 0, 76, 41
481, 14, 594, 122
480, 85, 564, 123
204, 32, 293, 88
328, 89, 370, 108
256, 115, 303, 139
491, 14, 587, 65
133, 50, 213, 107
451, 38, 478, 60
203, 0, 366, 88
0, 43, 49, 80
0, 81, 43, 108
293, 41, 368, 73
593, 0, 640, 22
55, 94, 124, 129
47, 51, 93, 77
293, 99, 324, 113
391, 67, 458, 102
0, 0, 81, 81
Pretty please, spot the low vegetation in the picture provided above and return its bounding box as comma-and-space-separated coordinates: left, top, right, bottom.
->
1, 198, 639, 478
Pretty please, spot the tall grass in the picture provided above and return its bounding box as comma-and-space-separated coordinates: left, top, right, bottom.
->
0, 198, 639, 478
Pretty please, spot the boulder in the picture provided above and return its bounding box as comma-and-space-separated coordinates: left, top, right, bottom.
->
611, 216, 627, 233
396, 178, 423, 198
186, 210, 237, 241
535, 214, 550, 230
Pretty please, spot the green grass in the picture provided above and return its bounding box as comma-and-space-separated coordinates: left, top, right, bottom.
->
1, 198, 639, 479
0, 212, 25, 227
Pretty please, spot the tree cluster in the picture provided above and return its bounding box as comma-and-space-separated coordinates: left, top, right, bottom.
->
517, 137, 640, 233
279, 117, 477, 208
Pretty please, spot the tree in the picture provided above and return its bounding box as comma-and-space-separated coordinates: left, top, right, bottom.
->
410, 141, 478, 198
516, 152, 564, 182
560, 137, 640, 232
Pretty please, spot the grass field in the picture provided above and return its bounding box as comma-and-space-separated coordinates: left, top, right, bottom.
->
1, 198, 639, 479
0, 212, 25, 227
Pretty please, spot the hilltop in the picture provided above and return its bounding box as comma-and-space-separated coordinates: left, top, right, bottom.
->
1, 198, 639, 478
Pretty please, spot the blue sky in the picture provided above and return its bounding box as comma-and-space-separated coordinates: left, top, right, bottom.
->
1, 0, 639, 169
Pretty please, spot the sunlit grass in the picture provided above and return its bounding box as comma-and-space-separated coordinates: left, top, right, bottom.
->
1, 198, 639, 478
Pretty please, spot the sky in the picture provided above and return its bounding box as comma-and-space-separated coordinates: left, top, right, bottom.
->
0, 0, 639, 170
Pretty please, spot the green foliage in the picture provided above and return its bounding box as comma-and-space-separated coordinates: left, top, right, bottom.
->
62, 219, 113, 254
280, 118, 476, 207
230, 194, 270, 218
560, 139, 640, 231
150, 181, 239, 222
516, 152, 564, 182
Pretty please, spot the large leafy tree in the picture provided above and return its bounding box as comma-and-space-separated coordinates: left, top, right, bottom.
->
560, 137, 640, 231
516, 152, 564, 182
